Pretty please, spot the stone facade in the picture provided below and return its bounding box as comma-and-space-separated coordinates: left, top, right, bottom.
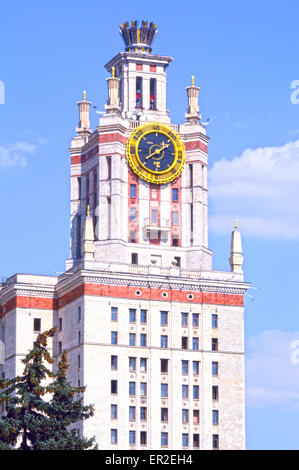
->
0, 21, 249, 450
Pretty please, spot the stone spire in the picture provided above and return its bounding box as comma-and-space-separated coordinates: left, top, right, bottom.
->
185, 76, 201, 123
82, 205, 95, 260
105, 67, 121, 114
76, 91, 92, 135
229, 219, 243, 273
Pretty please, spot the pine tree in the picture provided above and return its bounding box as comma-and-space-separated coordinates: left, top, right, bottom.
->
0, 328, 56, 450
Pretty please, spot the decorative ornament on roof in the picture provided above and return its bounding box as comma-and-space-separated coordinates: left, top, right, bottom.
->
119, 20, 158, 53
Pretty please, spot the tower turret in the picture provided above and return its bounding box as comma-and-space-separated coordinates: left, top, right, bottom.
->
229, 219, 244, 273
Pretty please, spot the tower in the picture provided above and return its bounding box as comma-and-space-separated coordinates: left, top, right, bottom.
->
0, 20, 249, 450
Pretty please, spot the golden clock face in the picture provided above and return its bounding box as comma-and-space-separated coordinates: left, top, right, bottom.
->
126, 122, 186, 184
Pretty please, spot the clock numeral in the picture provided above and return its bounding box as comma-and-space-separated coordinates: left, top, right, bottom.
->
153, 125, 160, 131
170, 168, 177, 175
130, 146, 136, 154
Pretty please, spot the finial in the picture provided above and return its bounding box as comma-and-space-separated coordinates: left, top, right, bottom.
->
191, 75, 195, 86
234, 218, 238, 229
112, 66, 115, 78
83, 90, 86, 101
87, 204, 90, 216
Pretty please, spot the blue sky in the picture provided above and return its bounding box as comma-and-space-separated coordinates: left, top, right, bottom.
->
1, 0, 299, 449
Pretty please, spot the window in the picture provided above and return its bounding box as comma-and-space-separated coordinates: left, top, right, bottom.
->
136, 76, 143, 108
161, 335, 168, 348
182, 360, 189, 375
193, 361, 199, 375
111, 331, 118, 345
160, 359, 168, 373
140, 309, 147, 324
111, 307, 118, 321
130, 184, 137, 198
181, 312, 188, 327
182, 433, 189, 448
129, 357, 136, 371
182, 385, 188, 399
111, 429, 117, 444
174, 256, 181, 267
161, 408, 168, 422
111, 380, 118, 395
182, 409, 189, 424
193, 410, 200, 424
192, 313, 199, 327
172, 235, 179, 247
212, 362, 218, 376
192, 337, 199, 351
129, 430, 136, 445
111, 355, 118, 370
212, 314, 218, 328
129, 333, 136, 346
193, 434, 200, 449
129, 382, 136, 396
140, 407, 147, 421
182, 337, 188, 349
34, 318, 41, 332
58, 317, 62, 331
129, 308, 136, 323
131, 252, 138, 265
136, 63, 143, 71
212, 386, 219, 401
129, 230, 136, 243
160, 311, 168, 325
150, 78, 156, 109
161, 432, 168, 447
212, 338, 218, 351
107, 158, 112, 180
140, 334, 147, 347
213, 410, 219, 425
193, 385, 199, 400
161, 383, 168, 397
172, 188, 179, 202
140, 358, 147, 372
58, 341, 62, 355
78, 306, 81, 322
151, 209, 158, 224
172, 211, 179, 225
78, 331, 81, 345
140, 382, 147, 397
140, 431, 147, 445
129, 406, 136, 421
213, 434, 219, 450
111, 404, 117, 420
130, 207, 136, 221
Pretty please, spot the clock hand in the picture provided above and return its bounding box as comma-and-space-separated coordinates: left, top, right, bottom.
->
145, 143, 170, 160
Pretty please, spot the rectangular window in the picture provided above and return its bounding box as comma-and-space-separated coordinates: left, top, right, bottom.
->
140, 309, 147, 324
140, 382, 147, 397
182, 433, 189, 448
161, 383, 168, 397
213, 410, 219, 425
111, 355, 118, 370
212, 314, 218, 328
161, 335, 168, 348
129, 357, 136, 371
130, 184, 137, 198
129, 230, 137, 243
181, 312, 188, 327
182, 409, 189, 424
111, 380, 118, 395
129, 430, 136, 445
193, 434, 200, 449
111, 331, 118, 345
78, 331, 81, 345
129, 382, 136, 396
140, 407, 147, 421
212, 338, 218, 351
182, 385, 188, 399
140, 358, 147, 372
151, 209, 158, 224
131, 253, 138, 265
174, 255, 181, 266
161, 408, 168, 422
193, 410, 200, 424
212, 362, 218, 376
140, 334, 147, 347
129, 309, 136, 323
172, 211, 179, 225
213, 434, 219, 450
193, 385, 199, 400
77, 354, 80, 370
58, 317, 62, 332
161, 432, 168, 447
140, 431, 147, 446
111, 307, 118, 321
182, 360, 189, 375
136, 63, 143, 71
129, 406, 136, 421
193, 361, 199, 376
111, 404, 117, 420
58, 341, 62, 355
130, 207, 136, 221
129, 333, 136, 346
111, 429, 117, 444
160, 311, 168, 325
172, 235, 179, 247
172, 188, 179, 202
192, 313, 199, 327
192, 337, 199, 350
34, 318, 41, 332
182, 337, 188, 349
150, 78, 156, 109
212, 386, 219, 401
160, 359, 168, 373
78, 306, 81, 322
136, 76, 143, 108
